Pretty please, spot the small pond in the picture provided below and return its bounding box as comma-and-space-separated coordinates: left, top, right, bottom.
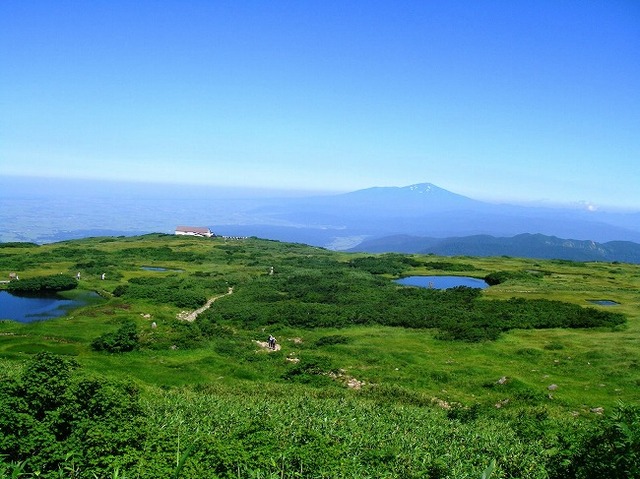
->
140, 266, 183, 272
0, 290, 102, 323
395, 275, 489, 290
587, 299, 619, 306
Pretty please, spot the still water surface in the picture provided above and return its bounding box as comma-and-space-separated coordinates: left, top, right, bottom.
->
395, 275, 489, 290
0, 290, 100, 323
140, 266, 183, 272
587, 299, 619, 306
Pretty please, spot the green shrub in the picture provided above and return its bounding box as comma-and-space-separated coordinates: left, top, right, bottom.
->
426, 261, 478, 271
112, 284, 128, 297
349, 254, 415, 275
544, 341, 565, 351
116, 275, 216, 308
564, 402, 640, 479
91, 321, 139, 353
447, 403, 481, 423
0, 353, 144, 476
6, 274, 78, 294
484, 269, 543, 285
213, 268, 624, 342
314, 334, 352, 347
281, 356, 335, 386
0, 242, 39, 248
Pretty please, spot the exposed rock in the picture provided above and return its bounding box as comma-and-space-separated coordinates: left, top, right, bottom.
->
497, 376, 508, 385
347, 377, 364, 389
548, 384, 558, 391
590, 407, 604, 414
328, 370, 365, 389
433, 398, 451, 409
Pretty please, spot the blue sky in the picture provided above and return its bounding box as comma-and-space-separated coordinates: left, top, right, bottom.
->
2, 1, 639, 209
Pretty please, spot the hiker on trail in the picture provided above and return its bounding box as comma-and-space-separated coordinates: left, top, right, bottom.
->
268, 335, 276, 349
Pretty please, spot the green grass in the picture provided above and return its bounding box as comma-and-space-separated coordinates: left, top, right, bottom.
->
2, 235, 639, 411
1, 234, 639, 477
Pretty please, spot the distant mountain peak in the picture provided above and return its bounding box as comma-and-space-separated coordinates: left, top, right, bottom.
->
349, 182, 454, 197
406, 183, 435, 193
398, 183, 474, 201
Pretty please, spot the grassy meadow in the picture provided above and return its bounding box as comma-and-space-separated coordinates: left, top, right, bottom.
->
0, 234, 638, 478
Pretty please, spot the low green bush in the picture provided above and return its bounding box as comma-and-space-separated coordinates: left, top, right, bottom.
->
281, 355, 336, 386
549, 402, 640, 479
91, 321, 139, 353
115, 275, 227, 309
6, 274, 78, 294
426, 260, 478, 271
212, 269, 624, 342
573, 403, 640, 478
0, 242, 39, 248
314, 334, 352, 347
484, 270, 541, 285
0, 355, 637, 479
349, 253, 418, 275
0, 353, 144, 476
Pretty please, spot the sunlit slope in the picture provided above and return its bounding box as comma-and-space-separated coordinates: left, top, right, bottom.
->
0, 233, 638, 413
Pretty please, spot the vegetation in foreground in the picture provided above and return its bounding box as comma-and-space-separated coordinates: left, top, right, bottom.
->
0, 234, 639, 478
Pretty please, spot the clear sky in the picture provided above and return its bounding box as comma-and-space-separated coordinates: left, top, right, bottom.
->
1, 1, 639, 209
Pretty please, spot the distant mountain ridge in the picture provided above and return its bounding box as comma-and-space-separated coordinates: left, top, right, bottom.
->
2, 177, 640, 262
348, 233, 640, 263
224, 182, 640, 261
253, 182, 640, 245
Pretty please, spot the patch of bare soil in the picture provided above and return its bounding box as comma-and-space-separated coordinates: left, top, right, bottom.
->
254, 340, 281, 352
329, 369, 366, 389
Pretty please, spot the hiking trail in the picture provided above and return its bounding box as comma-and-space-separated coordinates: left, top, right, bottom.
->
177, 287, 233, 321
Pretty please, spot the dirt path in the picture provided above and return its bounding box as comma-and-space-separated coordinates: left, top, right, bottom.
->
254, 340, 281, 352
177, 287, 233, 321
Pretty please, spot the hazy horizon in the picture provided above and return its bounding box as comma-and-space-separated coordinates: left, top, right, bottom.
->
2, 174, 640, 213
0, 173, 637, 213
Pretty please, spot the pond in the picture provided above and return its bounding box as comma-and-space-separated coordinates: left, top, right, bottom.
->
395, 275, 489, 290
587, 299, 619, 306
140, 266, 184, 272
0, 290, 102, 323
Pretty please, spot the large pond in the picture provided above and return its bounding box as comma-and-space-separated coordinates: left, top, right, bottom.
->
395, 275, 489, 290
0, 290, 102, 323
